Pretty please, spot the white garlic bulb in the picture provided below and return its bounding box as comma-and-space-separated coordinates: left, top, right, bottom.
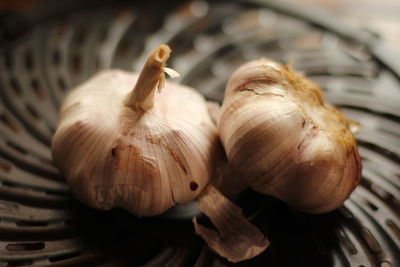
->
52, 45, 219, 217
218, 59, 362, 213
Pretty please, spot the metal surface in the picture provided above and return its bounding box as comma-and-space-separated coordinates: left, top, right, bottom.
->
0, 0, 399, 266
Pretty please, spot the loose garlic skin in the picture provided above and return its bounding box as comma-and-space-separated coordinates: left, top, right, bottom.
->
52, 45, 218, 217
219, 59, 362, 213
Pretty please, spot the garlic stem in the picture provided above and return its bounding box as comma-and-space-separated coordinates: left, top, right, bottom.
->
125, 44, 171, 110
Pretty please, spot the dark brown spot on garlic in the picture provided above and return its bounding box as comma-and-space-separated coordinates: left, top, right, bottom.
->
190, 181, 198, 191
111, 147, 117, 157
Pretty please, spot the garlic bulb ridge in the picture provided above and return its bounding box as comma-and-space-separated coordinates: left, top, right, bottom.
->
52, 45, 219, 217
219, 59, 362, 213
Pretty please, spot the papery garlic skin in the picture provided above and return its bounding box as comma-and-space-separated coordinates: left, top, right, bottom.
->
193, 185, 269, 263
52, 45, 218, 217
219, 59, 362, 213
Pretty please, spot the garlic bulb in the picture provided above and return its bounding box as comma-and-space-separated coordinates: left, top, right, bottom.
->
218, 59, 362, 213
51, 44, 219, 217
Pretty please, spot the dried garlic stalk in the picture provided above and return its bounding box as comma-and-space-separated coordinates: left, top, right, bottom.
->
52, 44, 219, 217
218, 59, 362, 213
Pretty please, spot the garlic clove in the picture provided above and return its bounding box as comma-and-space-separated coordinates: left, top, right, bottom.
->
52, 45, 219, 217
193, 185, 269, 263
218, 59, 362, 214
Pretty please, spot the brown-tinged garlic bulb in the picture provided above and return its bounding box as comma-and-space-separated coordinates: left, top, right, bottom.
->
51, 44, 219, 217
218, 59, 362, 213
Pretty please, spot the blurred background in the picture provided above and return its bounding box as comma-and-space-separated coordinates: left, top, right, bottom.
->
1, 0, 400, 54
